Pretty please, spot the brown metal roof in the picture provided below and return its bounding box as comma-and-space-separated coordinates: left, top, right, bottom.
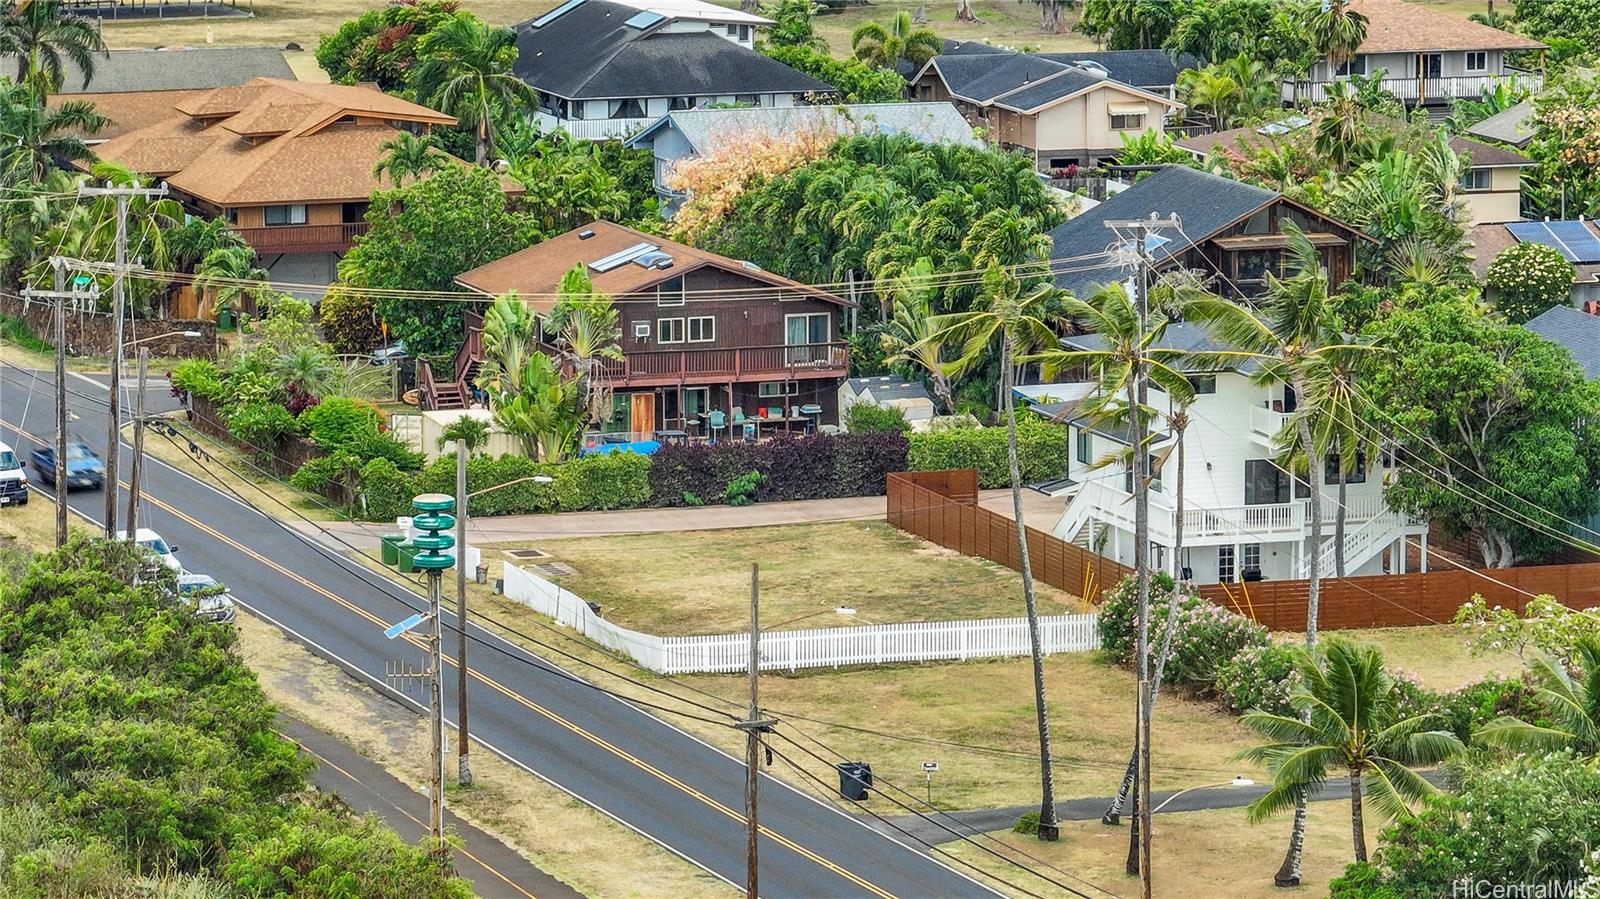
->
1349, 0, 1545, 53
455, 221, 848, 313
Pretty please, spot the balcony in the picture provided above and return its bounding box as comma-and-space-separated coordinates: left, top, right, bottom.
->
1063, 477, 1395, 547
1250, 405, 1292, 444
1282, 68, 1543, 104
534, 112, 655, 142
595, 342, 849, 387
234, 221, 369, 255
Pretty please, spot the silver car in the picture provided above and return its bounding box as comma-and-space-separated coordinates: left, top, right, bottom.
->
176, 573, 238, 624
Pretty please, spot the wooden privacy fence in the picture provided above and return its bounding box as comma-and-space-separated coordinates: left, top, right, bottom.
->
501, 562, 1100, 675
888, 470, 1600, 632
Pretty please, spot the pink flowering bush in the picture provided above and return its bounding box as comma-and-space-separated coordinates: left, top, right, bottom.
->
1215, 642, 1299, 716
1098, 573, 1270, 688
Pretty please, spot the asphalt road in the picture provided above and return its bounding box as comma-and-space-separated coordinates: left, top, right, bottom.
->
0, 365, 1000, 899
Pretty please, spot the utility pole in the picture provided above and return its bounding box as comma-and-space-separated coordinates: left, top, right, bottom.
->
735, 563, 776, 899
24, 263, 94, 548
406, 493, 457, 855
76, 181, 167, 540
125, 348, 148, 535
1104, 214, 1179, 899
455, 439, 472, 788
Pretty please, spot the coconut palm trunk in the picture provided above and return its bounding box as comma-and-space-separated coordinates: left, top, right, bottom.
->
1349, 765, 1367, 862
1275, 396, 1324, 888
1335, 467, 1349, 577
1003, 334, 1060, 839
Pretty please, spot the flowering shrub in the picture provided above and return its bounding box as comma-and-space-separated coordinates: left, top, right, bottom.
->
667, 125, 839, 243
1214, 642, 1299, 716
1486, 242, 1575, 324
1098, 573, 1270, 688
1454, 593, 1600, 663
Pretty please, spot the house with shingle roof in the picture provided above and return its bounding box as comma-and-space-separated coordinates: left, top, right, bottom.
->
623, 102, 981, 217
1466, 100, 1536, 149
440, 221, 851, 431
90, 78, 489, 288
1044, 165, 1370, 302
907, 45, 1184, 171
31, 46, 296, 142
1283, 0, 1545, 107
514, 0, 829, 142
1175, 112, 1534, 224
1524, 306, 1600, 380
1468, 218, 1600, 308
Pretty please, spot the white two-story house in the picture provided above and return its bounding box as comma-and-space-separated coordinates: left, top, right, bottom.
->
1042, 323, 1429, 584
513, 0, 829, 141
1283, 0, 1544, 108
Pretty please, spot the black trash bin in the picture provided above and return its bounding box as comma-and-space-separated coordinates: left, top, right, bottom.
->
836, 761, 873, 801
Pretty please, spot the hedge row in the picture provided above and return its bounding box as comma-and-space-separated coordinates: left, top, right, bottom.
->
906, 418, 1069, 488
356, 452, 651, 521
648, 432, 909, 507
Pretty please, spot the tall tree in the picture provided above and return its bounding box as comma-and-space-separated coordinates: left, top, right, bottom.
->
880, 257, 957, 413
372, 131, 448, 187
193, 245, 270, 318
0, 77, 104, 181
1301, 0, 1369, 73
1239, 639, 1464, 864
544, 265, 623, 430
1188, 223, 1372, 886
851, 11, 942, 70
0, 0, 105, 93
918, 262, 1065, 839
410, 13, 535, 167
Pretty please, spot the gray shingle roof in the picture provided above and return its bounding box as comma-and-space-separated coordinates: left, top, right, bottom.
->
30, 47, 293, 93
1045, 165, 1276, 298
1034, 50, 1197, 89
1466, 100, 1535, 149
1059, 321, 1266, 376
932, 52, 1070, 103
514, 0, 827, 99
1523, 306, 1600, 380
846, 376, 934, 402
994, 69, 1111, 112
625, 102, 980, 153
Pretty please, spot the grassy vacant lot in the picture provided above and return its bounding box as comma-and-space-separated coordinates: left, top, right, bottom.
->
527, 520, 1089, 635
947, 801, 1360, 899
1338, 624, 1523, 689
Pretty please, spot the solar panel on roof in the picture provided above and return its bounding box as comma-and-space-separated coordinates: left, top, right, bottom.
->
531, 0, 585, 28
1546, 220, 1600, 264
624, 10, 665, 28
590, 242, 658, 273
1506, 221, 1579, 262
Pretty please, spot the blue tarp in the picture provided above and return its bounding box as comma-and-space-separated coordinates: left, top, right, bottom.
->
578, 440, 661, 457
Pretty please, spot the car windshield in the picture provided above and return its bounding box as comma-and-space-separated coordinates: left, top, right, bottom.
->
179, 577, 216, 594
0, 450, 18, 470
143, 537, 172, 555
65, 444, 93, 461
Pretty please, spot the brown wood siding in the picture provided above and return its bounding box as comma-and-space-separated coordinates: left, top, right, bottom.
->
888, 470, 1600, 630
615, 266, 838, 356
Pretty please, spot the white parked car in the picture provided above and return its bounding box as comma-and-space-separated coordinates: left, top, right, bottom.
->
117, 527, 182, 573
175, 573, 238, 624
0, 442, 27, 506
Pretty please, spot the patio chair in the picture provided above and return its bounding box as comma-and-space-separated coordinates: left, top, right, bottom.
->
707, 410, 726, 444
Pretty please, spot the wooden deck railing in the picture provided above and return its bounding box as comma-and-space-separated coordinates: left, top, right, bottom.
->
888, 469, 1600, 631
595, 342, 849, 386
234, 222, 369, 255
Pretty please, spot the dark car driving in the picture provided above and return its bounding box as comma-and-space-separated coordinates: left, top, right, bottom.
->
32, 441, 105, 490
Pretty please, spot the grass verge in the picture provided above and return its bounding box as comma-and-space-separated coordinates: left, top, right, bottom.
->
528, 520, 1089, 636
234, 609, 738, 899
132, 414, 343, 522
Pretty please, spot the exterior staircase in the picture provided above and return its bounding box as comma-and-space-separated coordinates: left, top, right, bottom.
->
1296, 508, 1414, 579
417, 310, 484, 412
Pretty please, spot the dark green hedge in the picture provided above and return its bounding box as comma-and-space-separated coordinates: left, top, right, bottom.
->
647, 432, 909, 507
907, 419, 1069, 488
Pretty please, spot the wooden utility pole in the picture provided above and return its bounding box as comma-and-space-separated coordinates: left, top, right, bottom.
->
455, 439, 473, 787
76, 182, 167, 539
735, 563, 775, 899
429, 567, 446, 847
125, 348, 148, 535
23, 265, 92, 547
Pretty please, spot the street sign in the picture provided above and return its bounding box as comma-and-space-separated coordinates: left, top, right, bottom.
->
384, 612, 427, 640
921, 761, 939, 773
72, 275, 91, 288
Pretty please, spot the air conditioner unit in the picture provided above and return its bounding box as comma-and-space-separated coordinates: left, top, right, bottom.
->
634, 322, 651, 338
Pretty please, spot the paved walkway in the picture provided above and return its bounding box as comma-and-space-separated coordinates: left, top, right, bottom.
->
306, 488, 1066, 548
277, 715, 584, 899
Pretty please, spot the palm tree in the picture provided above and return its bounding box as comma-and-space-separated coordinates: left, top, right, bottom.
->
1477, 638, 1600, 756
477, 292, 539, 398
166, 216, 247, 275
438, 416, 493, 454
410, 13, 536, 167
880, 257, 956, 413
272, 343, 339, 398
1238, 639, 1464, 863
0, 78, 105, 181
372, 131, 448, 186
544, 265, 623, 430
193, 245, 269, 318
850, 11, 942, 71
1029, 280, 1199, 832
0, 0, 106, 93
1177, 66, 1243, 130
1187, 223, 1375, 886
916, 262, 1065, 839
1301, 0, 1369, 75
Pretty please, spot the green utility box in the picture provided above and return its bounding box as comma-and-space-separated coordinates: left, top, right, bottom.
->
380, 533, 404, 566
397, 542, 419, 573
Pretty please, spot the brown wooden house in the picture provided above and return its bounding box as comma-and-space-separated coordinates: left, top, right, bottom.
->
1047, 165, 1370, 301
444, 222, 853, 437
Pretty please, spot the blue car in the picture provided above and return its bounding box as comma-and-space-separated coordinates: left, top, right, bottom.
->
32, 441, 105, 490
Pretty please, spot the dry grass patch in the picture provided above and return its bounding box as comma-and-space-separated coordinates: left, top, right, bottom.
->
945, 801, 1361, 899
1333, 625, 1522, 690
235, 611, 736, 899
528, 521, 1088, 636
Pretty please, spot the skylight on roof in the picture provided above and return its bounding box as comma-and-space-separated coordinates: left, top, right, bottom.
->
625, 10, 665, 28
1255, 115, 1311, 136
531, 0, 585, 28
590, 242, 659, 273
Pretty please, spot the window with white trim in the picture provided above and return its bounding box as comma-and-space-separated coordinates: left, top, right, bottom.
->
264, 204, 307, 226
1465, 51, 1488, 73
686, 316, 714, 342
1335, 55, 1367, 77
1109, 113, 1145, 130
656, 275, 684, 306
758, 381, 798, 397
1459, 167, 1492, 191
657, 317, 684, 343
1218, 546, 1236, 583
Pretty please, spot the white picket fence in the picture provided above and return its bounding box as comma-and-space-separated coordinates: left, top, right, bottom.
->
501, 564, 1100, 675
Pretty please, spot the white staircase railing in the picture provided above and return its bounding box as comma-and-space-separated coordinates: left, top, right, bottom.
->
1298, 508, 1409, 579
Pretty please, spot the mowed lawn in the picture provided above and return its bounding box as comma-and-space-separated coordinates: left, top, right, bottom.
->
521, 520, 1089, 635
947, 801, 1362, 899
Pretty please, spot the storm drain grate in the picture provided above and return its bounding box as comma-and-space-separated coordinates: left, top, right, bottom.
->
504, 548, 548, 560
532, 561, 577, 577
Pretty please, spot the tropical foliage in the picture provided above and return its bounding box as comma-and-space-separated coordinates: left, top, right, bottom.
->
1486, 242, 1576, 324
316, 0, 463, 91
759, 0, 909, 102
410, 13, 535, 167
850, 11, 940, 70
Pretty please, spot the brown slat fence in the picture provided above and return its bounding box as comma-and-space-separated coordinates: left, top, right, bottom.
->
887, 470, 1600, 632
